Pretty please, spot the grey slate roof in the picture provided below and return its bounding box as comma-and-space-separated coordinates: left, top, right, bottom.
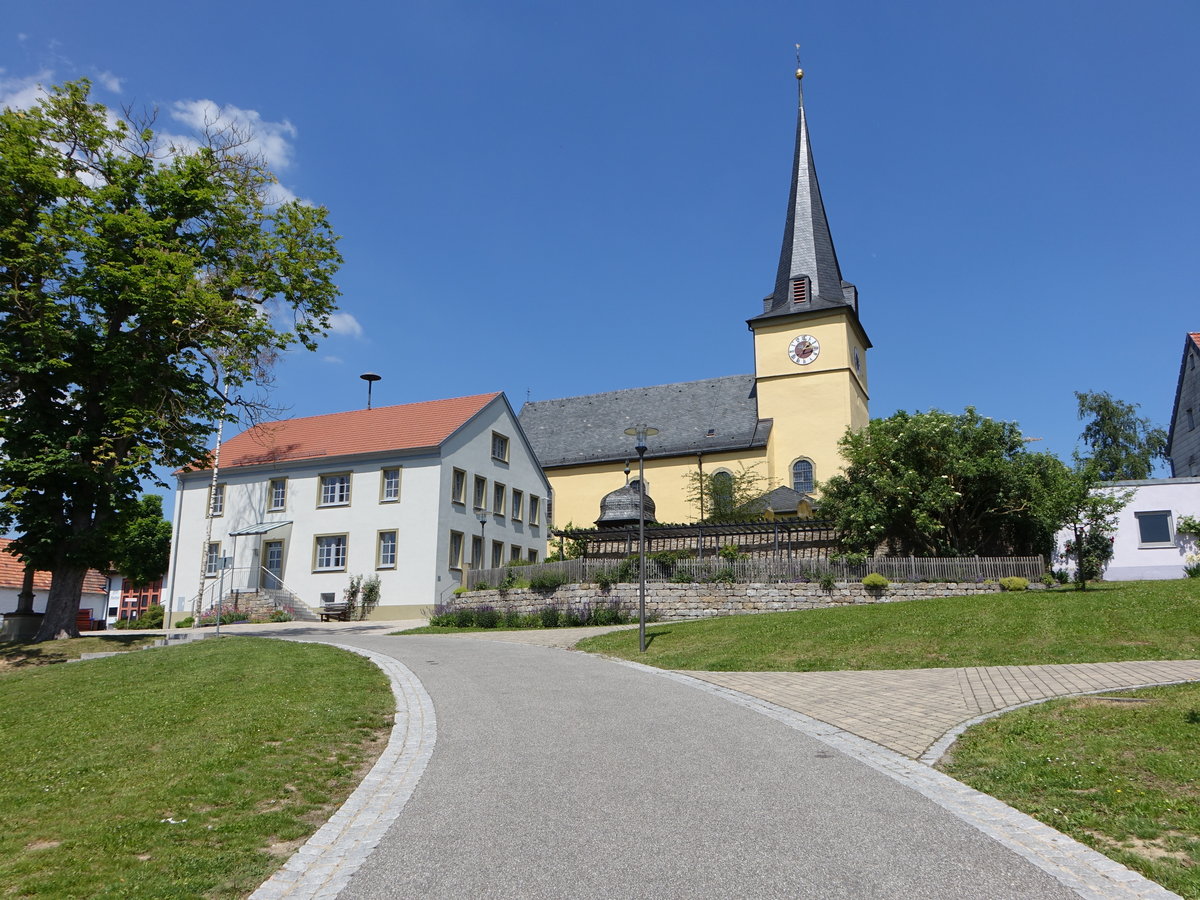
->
518, 375, 770, 468
752, 74, 859, 323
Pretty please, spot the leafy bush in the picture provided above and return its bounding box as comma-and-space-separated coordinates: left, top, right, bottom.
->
268, 609, 293, 623
717, 543, 742, 562
539, 606, 560, 628
452, 586, 469, 595
1052, 569, 1070, 584
819, 572, 837, 591
1184, 554, 1200, 579
999, 577, 1029, 592
595, 569, 616, 591
474, 606, 499, 628
669, 570, 695, 583
359, 575, 381, 620
174, 616, 194, 629
529, 571, 568, 592
502, 608, 523, 629
1041, 573, 1058, 587
861, 573, 888, 589
112, 603, 165, 630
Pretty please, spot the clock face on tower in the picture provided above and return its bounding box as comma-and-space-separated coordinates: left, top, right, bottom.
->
788, 334, 820, 365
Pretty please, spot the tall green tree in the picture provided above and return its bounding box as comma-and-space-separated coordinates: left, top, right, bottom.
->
1075, 391, 1167, 481
0, 80, 341, 640
1048, 461, 1131, 590
819, 408, 1071, 557
108, 494, 173, 588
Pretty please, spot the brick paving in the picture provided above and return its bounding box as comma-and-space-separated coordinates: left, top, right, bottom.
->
684, 660, 1200, 762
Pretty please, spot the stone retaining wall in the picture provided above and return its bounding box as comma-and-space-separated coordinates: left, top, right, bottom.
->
447, 581, 1008, 620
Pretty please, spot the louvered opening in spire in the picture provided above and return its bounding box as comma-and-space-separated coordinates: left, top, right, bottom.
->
791, 277, 809, 305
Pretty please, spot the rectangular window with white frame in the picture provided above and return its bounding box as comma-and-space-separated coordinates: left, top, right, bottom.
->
268, 478, 287, 512
471, 535, 483, 568
473, 475, 487, 511
510, 544, 521, 563
530, 495, 541, 526
491, 432, 509, 462
377, 530, 397, 569
449, 531, 464, 570
491, 540, 504, 569
452, 468, 467, 504
1135, 511, 1174, 548
380, 467, 401, 503
493, 482, 506, 517
210, 483, 225, 517
205, 541, 221, 576
319, 473, 352, 507
527, 548, 538, 563
511, 489, 523, 521
314, 534, 348, 571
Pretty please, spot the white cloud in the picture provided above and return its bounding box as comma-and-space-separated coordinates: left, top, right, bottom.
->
327, 312, 363, 339
0, 69, 52, 110
169, 99, 297, 170
322, 355, 344, 365
95, 70, 122, 93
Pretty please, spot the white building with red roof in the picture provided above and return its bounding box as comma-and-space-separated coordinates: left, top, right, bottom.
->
0, 538, 110, 627
164, 391, 551, 621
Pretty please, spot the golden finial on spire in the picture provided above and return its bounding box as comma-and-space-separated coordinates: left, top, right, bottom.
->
795, 43, 804, 80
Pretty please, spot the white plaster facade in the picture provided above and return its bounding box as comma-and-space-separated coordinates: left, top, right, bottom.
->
1054, 477, 1200, 581
164, 393, 551, 620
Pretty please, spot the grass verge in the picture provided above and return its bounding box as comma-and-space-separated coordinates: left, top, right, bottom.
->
0, 636, 392, 898
0, 634, 160, 670
576, 580, 1200, 671
940, 683, 1200, 898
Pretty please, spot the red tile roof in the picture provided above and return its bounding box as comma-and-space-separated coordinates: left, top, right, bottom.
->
205, 392, 503, 471
1190, 332, 1200, 350
0, 539, 109, 595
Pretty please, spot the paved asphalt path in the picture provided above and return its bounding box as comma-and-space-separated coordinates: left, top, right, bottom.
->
321, 634, 1079, 900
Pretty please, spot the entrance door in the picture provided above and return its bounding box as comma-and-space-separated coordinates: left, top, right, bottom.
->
263, 540, 284, 590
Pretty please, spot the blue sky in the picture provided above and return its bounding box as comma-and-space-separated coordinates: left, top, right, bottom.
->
4, 0, 1197, 484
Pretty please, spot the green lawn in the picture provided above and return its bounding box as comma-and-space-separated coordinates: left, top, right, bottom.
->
941, 683, 1200, 898
0, 636, 392, 898
576, 580, 1200, 671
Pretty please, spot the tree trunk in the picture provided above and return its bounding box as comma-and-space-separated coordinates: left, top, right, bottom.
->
33, 561, 87, 641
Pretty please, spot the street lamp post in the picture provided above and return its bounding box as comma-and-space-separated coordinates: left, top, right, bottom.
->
624, 425, 659, 653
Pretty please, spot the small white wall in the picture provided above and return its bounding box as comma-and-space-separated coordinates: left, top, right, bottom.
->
1054, 478, 1200, 581
0, 588, 109, 620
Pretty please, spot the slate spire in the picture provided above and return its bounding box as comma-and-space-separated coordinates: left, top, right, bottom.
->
760, 65, 857, 318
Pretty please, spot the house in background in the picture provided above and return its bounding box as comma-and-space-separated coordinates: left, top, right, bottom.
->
1054, 478, 1200, 581
0, 538, 110, 636
165, 392, 551, 622
1167, 332, 1200, 478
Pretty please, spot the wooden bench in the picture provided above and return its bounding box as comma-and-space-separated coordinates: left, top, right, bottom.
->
319, 602, 350, 622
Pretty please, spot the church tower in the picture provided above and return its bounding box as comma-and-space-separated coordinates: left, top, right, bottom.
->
749, 64, 872, 498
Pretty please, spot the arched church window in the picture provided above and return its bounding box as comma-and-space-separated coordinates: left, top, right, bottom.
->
792, 459, 814, 494
711, 470, 734, 519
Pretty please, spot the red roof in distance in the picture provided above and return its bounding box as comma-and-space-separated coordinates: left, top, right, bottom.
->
205, 392, 503, 472
0, 538, 109, 595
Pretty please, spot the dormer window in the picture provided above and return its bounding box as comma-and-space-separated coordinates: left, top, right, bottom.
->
791, 277, 809, 305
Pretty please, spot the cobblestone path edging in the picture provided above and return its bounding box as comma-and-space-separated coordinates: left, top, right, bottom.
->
250, 643, 437, 900
620, 660, 1180, 900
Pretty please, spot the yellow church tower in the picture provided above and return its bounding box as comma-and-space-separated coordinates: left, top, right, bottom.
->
749, 65, 871, 499
518, 65, 871, 527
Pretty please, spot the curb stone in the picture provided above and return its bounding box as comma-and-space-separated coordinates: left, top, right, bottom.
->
249, 643, 437, 900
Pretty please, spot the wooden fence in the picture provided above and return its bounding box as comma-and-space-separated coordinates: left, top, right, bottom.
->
463, 555, 1044, 590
